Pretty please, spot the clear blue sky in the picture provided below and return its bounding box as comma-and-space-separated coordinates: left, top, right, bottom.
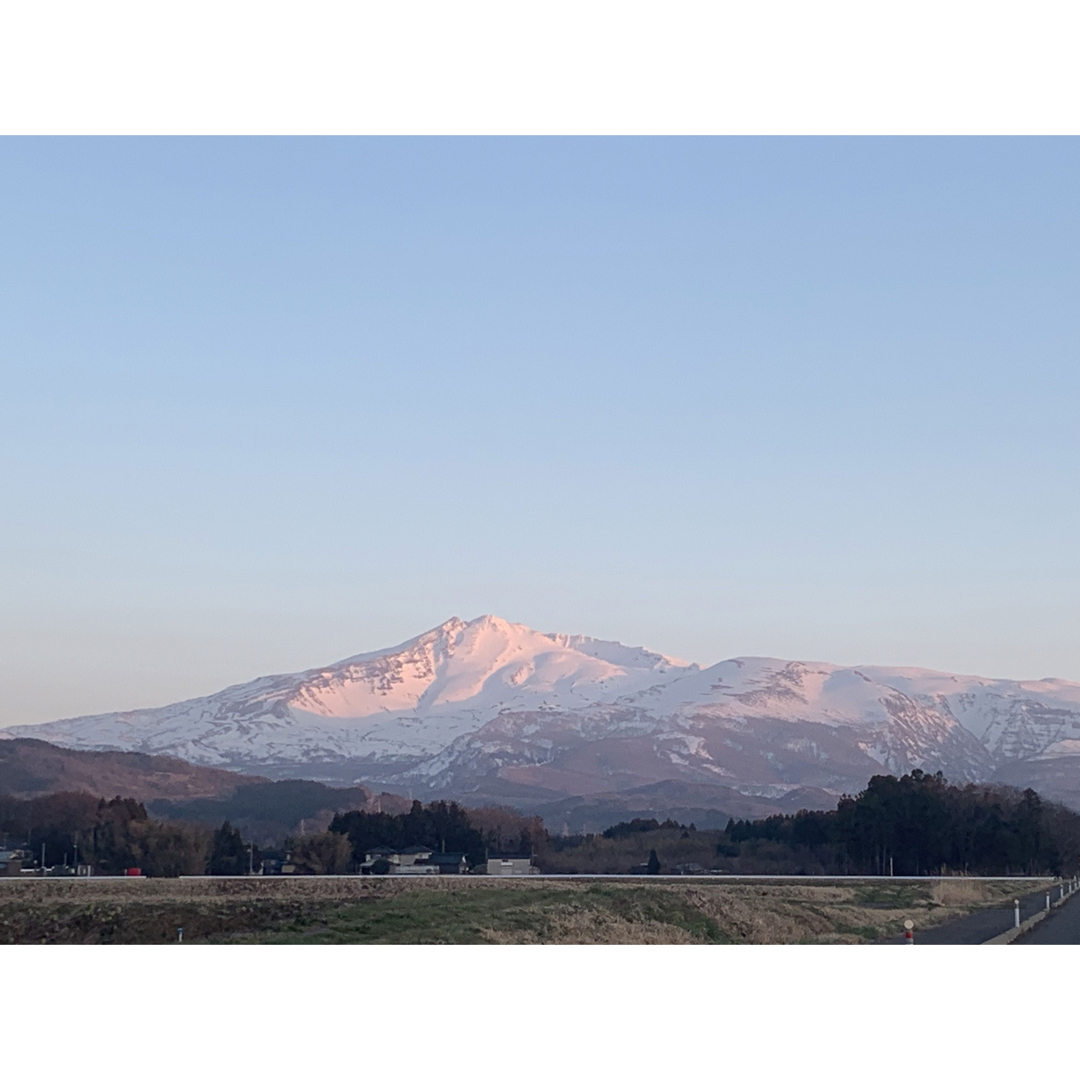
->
2, 137, 1078, 725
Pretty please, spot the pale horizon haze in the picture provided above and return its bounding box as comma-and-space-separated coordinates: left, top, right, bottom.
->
2, 137, 1079, 727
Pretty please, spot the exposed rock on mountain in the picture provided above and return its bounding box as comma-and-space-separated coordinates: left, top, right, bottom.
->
10, 616, 1080, 813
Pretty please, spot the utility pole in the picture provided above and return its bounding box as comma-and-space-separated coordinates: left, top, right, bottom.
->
41, 842, 45, 876
248, 843, 254, 876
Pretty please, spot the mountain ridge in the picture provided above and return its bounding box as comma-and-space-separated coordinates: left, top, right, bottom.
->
0, 737, 265, 803
9, 615, 1080, 812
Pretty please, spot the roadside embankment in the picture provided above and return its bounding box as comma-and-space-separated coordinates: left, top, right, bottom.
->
0, 874, 1044, 945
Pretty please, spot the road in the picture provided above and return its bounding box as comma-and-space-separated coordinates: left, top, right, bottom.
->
1016, 893, 1080, 944
883, 886, 1056, 944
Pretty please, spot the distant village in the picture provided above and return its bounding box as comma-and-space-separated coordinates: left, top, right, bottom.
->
0, 843, 537, 877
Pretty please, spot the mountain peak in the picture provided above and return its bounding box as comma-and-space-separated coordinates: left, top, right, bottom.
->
14, 621, 1080, 817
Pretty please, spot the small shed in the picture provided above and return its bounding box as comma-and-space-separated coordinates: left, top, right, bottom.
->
486, 856, 536, 876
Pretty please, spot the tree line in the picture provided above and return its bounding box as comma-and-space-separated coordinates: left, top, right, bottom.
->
0, 792, 544, 876
0, 793, 212, 876
6, 772, 1079, 877
0, 793, 266, 876
722, 771, 1080, 876
328, 800, 545, 870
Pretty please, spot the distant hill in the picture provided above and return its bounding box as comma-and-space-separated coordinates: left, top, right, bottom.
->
527, 779, 840, 834
0, 738, 401, 847
152, 781, 409, 847
0, 737, 264, 802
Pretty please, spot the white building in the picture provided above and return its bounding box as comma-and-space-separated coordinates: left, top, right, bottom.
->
486, 856, 537, 876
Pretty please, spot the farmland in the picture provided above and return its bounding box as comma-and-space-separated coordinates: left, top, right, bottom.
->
0, 875, 1041, 945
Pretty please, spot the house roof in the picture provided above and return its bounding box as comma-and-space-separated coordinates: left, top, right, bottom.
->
399, 845, 434, 855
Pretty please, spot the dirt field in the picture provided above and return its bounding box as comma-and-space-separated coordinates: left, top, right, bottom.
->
0, 875, 1045, 944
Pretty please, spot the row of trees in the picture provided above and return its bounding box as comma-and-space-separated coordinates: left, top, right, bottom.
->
7, 773, 1079, 877
330, 800, 486, 867
602, 818, 695, 840
0, 793, 213, 876
0, 792, 544, 876
0, 793, 265, 877
328, 800, 544, 870
723, 771, 1080, 876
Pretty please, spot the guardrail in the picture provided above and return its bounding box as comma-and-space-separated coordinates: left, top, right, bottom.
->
983, 875, 1080, 944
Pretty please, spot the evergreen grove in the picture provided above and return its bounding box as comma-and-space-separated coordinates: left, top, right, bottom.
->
721, 770, 1080, 876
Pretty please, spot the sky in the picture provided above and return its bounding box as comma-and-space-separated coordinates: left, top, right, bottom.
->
2, 137, 1079, 726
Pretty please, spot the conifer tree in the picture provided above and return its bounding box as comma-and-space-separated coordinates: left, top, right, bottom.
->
208, 820, 248, 875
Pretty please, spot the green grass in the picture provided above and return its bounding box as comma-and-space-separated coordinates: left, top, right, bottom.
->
851, 882, 928, 908
850, 924, 884, 940
211, 884, 732, 944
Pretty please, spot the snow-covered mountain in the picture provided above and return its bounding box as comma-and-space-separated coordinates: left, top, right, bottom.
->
10, 615, 1080, 811
6, 616, 692, 774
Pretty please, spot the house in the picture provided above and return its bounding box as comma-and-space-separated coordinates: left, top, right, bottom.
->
396, 845, 434, 866
427, 852, 469, 875
359, 846, 469, 875
486, 855, 537, 876
359, 846, 399, 873
393, 861, 440, 876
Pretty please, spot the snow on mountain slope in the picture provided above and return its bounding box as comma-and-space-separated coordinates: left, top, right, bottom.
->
7, 616, 694, 769
613, 657, 1080, 762
854, 667, 1080, 758
397, 657, 1080, 804
406, 658, 1002, 800
10, 617, 1080, 809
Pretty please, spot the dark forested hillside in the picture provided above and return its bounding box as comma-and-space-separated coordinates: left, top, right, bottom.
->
150, 779, 398, 845
0, 737, 261, 802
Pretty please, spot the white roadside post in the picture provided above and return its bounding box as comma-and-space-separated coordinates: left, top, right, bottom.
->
1014, 899, 1021, 929
1046, 892, 1051, 912
904, 918, 914, 944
